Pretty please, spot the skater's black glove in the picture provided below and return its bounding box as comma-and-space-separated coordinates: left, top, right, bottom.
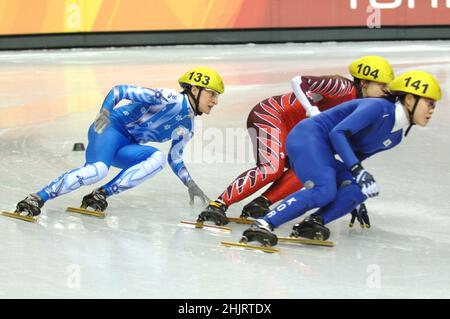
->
94, 108, 110, 134
187, 180, 210, 206
351, 164, 379, 198
349, 203, 370, 228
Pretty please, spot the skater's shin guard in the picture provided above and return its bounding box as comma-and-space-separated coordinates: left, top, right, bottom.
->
314, 182, 366, 225
38, 162, 109, 201
103, 151, 165, 195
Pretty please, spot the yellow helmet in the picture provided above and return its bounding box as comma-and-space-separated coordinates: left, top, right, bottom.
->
389, 70, 441, 101
349, 55, 395, 84
178, 67, 224, 94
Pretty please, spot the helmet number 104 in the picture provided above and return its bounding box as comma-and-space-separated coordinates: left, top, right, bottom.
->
357, 63, 380, 80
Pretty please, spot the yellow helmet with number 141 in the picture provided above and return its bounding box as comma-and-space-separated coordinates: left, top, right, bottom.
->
389, 70, 441, 101
178, 67, 224, 94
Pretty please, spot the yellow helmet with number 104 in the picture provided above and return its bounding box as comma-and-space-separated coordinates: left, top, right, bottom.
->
178, 67, 224, 94
389, 70, 441, 101
349, 55, 395, 84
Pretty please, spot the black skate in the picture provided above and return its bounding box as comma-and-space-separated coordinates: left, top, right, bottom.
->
16, 194, 44, 217
241, 196, 272, 218
290, 215, 330, 241
198, 200, 228, 226
81, 188, 108, 212
241, 219, 278, 246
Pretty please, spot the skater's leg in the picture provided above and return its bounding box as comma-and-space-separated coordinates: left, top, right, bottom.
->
36, 162, 109, 201
312, 162, 366, 224
218, 101, 288, 207
199, 100, 288, 224
263, 121, 338, 229
241, 169, 303, 218
101, 145, 166, 195
35, 124, 129, 202
290, 161, 365, 240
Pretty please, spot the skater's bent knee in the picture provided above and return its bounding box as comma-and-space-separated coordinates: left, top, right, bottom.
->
142, 151, 166, 172
309, 185, 337, 207
81, 162, 109, 183
152, 151, 166, 168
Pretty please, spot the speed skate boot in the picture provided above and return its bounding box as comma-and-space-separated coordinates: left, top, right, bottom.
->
241, 196, 272, 218
198, 200, 228, 226
290, 215, 330, 241
81, 187, 108, 212
16, 194, 44, 217
242, 219, 278, 246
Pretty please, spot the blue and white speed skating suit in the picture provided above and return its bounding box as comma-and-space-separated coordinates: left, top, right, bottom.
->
263, 97, 410, 228
36, 85, 196, 202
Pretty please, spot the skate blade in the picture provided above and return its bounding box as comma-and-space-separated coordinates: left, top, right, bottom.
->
66, 207, 106, 218
349, 222, 370, 229
221, 241, 279, 253
226, 217, 253, 224
1, 211, 38, 223
278, 236, 334, 247
180, 220, 232, 232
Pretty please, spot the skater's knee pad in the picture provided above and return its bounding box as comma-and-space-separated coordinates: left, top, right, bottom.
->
141, 151, 166, 174
109, 151, 165, 192
46, 162, 109, 197
122, 151, 165, 182
77, 162, 109, 185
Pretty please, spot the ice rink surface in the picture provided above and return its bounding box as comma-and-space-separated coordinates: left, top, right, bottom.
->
0, 41, 449, 299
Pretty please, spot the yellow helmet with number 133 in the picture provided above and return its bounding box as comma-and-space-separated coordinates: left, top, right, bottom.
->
178, 67, 224, 94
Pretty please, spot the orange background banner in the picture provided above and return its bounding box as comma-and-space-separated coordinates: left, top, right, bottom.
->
0, 0, 449, 35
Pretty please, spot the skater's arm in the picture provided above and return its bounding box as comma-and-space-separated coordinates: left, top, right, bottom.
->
169, 129, 210, 205
168, 133, 193, 186
292, 75, 354, 117
99, 85, 166, 112
329, 100, 384, 169
94, 85, 170, 134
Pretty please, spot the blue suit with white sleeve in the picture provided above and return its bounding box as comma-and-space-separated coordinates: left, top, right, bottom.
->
36, 85, 197, 202
263, 97, 409, 228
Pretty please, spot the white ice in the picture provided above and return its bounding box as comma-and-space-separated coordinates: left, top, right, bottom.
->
0, 41, 449, 298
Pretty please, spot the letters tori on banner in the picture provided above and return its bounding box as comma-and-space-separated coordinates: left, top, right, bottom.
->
350, 0, 450, 9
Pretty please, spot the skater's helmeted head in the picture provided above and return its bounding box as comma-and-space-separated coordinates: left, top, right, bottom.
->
178, 67, 224, 116
388, 70, 441, 135
349, 55, 395, 98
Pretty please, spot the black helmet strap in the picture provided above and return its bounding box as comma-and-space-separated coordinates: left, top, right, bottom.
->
187, 86, 204, 116
404, 96, 420, 137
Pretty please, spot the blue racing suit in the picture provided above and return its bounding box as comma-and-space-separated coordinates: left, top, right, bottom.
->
263, 97, 410, 227
37, 85, 196, 201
